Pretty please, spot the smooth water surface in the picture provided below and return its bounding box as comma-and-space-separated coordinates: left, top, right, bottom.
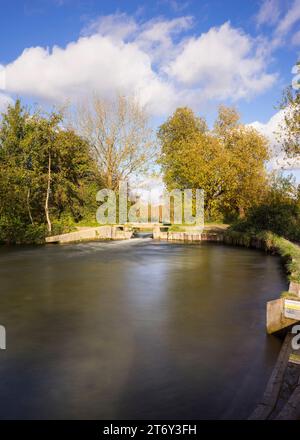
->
0, 240, 287, 419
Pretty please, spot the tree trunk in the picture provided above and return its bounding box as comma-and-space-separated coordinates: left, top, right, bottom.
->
27, 187, 34, 225
238, 206, 245, 218
45, 150, 52, 234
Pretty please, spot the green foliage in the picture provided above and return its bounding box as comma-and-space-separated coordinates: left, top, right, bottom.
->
233, 203, 300, 241
224, 229, 300, 283
223, 229, 254, 247
280, 291, 299, 300
231, 174, 300, 241
0, 216, 46, 244
261, 232, 300, 283
0, 100, 99, 244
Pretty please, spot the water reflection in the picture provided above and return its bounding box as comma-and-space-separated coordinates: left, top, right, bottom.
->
0, 241, 286, 419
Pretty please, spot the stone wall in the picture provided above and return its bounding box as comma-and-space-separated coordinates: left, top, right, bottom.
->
46, 226, 133, 244
153, 228, 224, 243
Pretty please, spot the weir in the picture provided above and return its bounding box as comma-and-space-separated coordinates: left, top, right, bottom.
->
45, 225, 133, 243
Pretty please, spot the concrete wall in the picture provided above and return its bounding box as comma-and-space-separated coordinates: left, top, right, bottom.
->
153, 228, 224, 242
266, 282, 300, 334
266, 298, 297, 334
46, 226, 133, 244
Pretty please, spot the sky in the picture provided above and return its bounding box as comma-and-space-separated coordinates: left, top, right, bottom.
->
0, 0, 299, 177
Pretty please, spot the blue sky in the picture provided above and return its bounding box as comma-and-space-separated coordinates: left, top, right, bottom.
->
0, 0, 299, 175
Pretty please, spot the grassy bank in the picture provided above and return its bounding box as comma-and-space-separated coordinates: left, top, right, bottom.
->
224, 229, 300, 284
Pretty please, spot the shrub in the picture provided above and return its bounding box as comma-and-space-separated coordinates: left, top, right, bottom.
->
0, 216, 46, 244
231, 201, 300, 241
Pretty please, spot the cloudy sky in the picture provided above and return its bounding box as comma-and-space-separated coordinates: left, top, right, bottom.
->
0, 0, 299, 176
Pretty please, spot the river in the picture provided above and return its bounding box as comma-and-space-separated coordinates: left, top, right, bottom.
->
0, 240, 287, 419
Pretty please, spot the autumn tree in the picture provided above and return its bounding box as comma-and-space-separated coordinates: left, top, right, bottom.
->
158, 107, 232, 216
214, 106, 269, 217
158, 106, 269, 219
279, 70, 300, 159
72, 94, 156, 190
214, 104, 240, 137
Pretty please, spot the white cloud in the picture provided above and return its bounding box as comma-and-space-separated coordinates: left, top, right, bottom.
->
166, 23, 276, 100
292, 29, 300, 45
133, 175, 165, 204
2, 14, 277, 115
163, 0, 190, 13
0, 93, 13, 111
0, 65, 13, 110
0, 65, 6, 90
4, 34, 177, 115
136, 16, 193, 64
276, 0, 300, 36
82, 13, 138, 40
250, 110, 300, 170
256, 0, 281, 27
256, 0, 300, 49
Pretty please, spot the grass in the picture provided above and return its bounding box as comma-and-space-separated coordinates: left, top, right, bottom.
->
265, 233, 300, 284
280, 291, 300, 300
74, 219, 101, 228
168, 223, 229, 232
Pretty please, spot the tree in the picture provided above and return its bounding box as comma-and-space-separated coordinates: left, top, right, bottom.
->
279, 64, 300, 159
233, 173, 300, 241
23, 111, 98, 232
0, 100, 98, 243
214, 105, 240, 137
158, 106, 269, 219
28, 112, 63, 234
0, 100, 30, 225
72, 94, 155, 190
158, 107, 232, 216
267, 172, 298, 204
215, 106, 269, 217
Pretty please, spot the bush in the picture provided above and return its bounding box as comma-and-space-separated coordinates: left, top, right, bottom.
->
231, 201, 300, 241
22, 224, 47, 244
0, 216, 46, 244
0, 216, 24, 244
51, 217, 75, 236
